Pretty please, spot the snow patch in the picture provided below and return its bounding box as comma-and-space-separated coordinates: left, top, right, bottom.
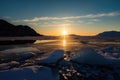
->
0, 66, 59, 80
20, 52, 36, 59
0, 61, 20, 70
100, 46, 120, 59
71, 48, 109, 65
101, 46, 120, 53
38, 50, 64, 64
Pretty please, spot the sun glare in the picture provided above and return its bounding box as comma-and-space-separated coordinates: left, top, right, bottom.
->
62, 30, 68, 36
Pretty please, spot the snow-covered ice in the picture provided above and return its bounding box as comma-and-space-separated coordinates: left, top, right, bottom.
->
0, 61, 20, 70
0, 66, 59, 80
71, 47, 120, 66
38, 50, 64, 64
20, 52, 36, 60
71, 48, 108, 65
101, 46, 120, 53
0, 47, 120, 80
100, 46, 120, 59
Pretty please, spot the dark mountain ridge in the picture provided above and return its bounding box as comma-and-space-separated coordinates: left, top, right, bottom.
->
0, 19, 41, 37
96, 31, 120, 37
0, 19, 42, 44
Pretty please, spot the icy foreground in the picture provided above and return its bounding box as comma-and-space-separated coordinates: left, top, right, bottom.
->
0, 48, 120, 80
0, 66, 59, 80
0, 50, 64, 80
71, 47, 120, 67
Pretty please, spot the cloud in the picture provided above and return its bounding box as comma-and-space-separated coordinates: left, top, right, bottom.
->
77, 20, 84, 23
86, 22, 94, 24
91, 19, 100, 22
3, 16, 11, 19
13, 12, 120, 22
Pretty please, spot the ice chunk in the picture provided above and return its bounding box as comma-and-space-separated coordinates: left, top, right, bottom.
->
101, 46, 120, 53
20, 52, 35, 59
71, 48, 109, 65
0, 66, 59, 80
100, 46, 120, 58
38, 50, 64, 64
0, 61, 19, 70
71, 47, 120, 67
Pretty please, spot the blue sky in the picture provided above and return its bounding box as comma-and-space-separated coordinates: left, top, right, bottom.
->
0, 0, 120, 35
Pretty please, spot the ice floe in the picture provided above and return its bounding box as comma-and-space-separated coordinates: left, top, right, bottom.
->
71, 47, 120, 67
0, 66, 59, 80
100, 46, 120, 59
37, 50, 64, 65
71, 48, 108, 65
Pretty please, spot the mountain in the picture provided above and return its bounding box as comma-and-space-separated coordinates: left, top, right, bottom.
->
96, 31, 120, 37
0, 19, 42, 37
0, 19, 43, 44
68, 34, 80, 37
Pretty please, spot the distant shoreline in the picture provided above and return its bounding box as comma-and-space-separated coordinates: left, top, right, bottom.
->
0, 36, 57, 41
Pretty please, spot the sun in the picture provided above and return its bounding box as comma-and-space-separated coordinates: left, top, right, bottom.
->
62, 30, 68, 36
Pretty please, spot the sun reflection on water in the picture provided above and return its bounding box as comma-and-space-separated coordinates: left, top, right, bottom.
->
62, 36, 67, 50
63, 38, 66, 47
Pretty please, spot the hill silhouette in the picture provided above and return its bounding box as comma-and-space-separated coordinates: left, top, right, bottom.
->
96, 31, 120, 37
0, 19, 42, 44
0, 19, 42, 37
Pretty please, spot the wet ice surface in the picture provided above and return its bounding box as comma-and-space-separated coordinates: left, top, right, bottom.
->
0, 37, 120, 80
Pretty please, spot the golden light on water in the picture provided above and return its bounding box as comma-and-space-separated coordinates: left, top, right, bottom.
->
61, 27, 68, 48
62, 29, 67, 47
63, 38, 66, 47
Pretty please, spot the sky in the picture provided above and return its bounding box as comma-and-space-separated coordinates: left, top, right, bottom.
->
0, 0, 120, 36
